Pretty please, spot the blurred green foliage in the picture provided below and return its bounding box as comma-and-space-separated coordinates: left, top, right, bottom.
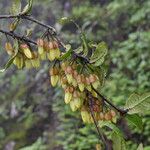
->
0, 0, 149, 150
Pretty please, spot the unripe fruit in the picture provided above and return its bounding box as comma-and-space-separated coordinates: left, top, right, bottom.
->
91, 90, 98, 98
47, 49, 55, 61
37, 38, 44, 47
104, 112, 112, 121
53, 67, 59, 75
74, 98, 82, 108
89, 74, 96, 83
64, 91, 72, 104
73, 70, 78, 78
81, 74, 85, 83
70, 100, 77, 112
110, 110, 116, 117
25, 59, 32, 69
78, 83, 85, 92
89, 115, 94, 123
61, 76, 68, 84
37, 39, 44, 54
5, 42, 14, 55
99, 112, 104, 120
95, 100, 101, 105
31, 58, 40, 68
60, 77, 67, 88
77, 75, 85, 91
85, 77, 92, 91
81, 110, 89, 123
92, 81, 100, 89
85, 77, 90, 85
66, 66, 73, 74
72, 63, 77, 70
50, 75, 59, 87
86, 85, 92, 91
64, 87, 73, 104
20, 44, 32, 59
61, 62, 68, 71
13, 55, 24, 69
32, 51, 38, 59
73, 91, 80, 98
49, 68, 54, 76
43, 40, 49, 51
112, 116, 117, 123
49, 67, 59, 76
69, 86, 74, 93
39, 52, 46, 60
76, 75, 82, 83
48, 41, 54, 50
53, 41, 59, 49
55, 48, 61, 59
93, 105, 101, 112
66, 74, 73, 84
72, 79, 77, 87
96, 144, 102, 150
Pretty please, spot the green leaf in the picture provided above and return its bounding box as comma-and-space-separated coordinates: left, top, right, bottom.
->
74, 46, 84, 54
125, 93, 150, 114
0, 56, 16, 73
126, 114, 143, 130
80, 33, 89, 57
74, 33, 89, 58
144, 146, 150, 150
93, 57, 105, 67
98, 121, 123, 137
88, 41, 97, 48
137, 143, 144, 150
0, 40, 19, 73
59, 45, 72, 60
20, 0, 33, 15
11, 0, 21, 15
99, 121, 126, 150
90, 42, 108, 66
112, 132, 126, 150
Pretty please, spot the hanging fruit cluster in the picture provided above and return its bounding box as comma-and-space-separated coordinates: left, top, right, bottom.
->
49, 60, 117, 124
4, 38, 61, 69
4, 36, 116, 124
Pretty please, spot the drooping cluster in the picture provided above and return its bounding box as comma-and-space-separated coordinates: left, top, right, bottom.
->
5, 38, 116, 124
37, 39, 60, 61
49, 62, 116, 123
4, 39, 61, 69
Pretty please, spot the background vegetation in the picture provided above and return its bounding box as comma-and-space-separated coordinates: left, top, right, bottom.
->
0, 0, 149, 150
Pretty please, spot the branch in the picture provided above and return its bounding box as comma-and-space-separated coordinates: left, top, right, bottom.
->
0, 29, 37, 45
0, 14, 56, 35
0, 14, 20, 19
92, 87, 128, 116
21, 15, 56, 35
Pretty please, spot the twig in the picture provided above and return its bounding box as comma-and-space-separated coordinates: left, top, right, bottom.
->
92, 87, 128, 116
0, 14, 56, 35
0, 14, 20, 19
21, 15, 56, 35
0, 29, 37, 45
